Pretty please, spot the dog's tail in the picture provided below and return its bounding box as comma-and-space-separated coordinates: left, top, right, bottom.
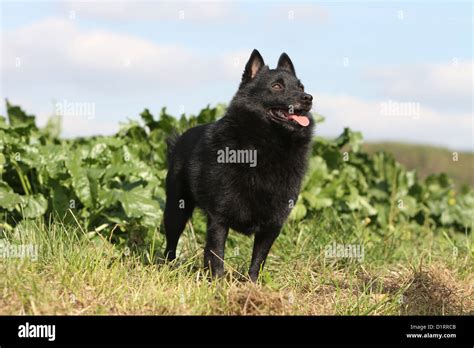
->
165, 131, 180, 164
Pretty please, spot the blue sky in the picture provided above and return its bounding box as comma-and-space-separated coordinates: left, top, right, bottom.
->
1, 1, 472, 150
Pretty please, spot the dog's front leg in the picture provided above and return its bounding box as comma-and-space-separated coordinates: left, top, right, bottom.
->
204, 216, 229, 278
248, 226, 281, 282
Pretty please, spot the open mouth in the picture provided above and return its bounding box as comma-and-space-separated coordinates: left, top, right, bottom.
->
267, 108, 311, 127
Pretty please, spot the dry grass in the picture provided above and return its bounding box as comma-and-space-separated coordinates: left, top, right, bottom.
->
396, 264, 473, 315
0, 218, 472, 315
2, 257, 471, 315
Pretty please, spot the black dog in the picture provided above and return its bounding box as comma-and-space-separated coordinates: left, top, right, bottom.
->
164, 49, 314, 281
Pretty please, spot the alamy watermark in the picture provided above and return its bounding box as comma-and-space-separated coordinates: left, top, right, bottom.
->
18, 322, 55, 341
0, 242, 38, 261
217, 147, 257, 167
324, 242, 364, 262
54, 99, 96, 120
380, 99, 420, 119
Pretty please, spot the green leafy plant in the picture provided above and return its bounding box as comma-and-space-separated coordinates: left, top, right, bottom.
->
0, 101, 471, 250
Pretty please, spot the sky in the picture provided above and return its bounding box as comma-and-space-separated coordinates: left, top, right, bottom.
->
0, 0, 472, 150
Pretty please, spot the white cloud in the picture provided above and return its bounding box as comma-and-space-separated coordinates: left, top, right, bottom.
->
0, 17, 250, 137
1, 17, 245, 92
313, 93, 473, 151
218, 49, 254, 79
0, 95, 118, 138
366, 61, 473, 112
60, 115, 119, 138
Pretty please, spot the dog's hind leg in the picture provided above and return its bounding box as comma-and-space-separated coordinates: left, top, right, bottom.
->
204, 215, 229, 278
163, 178, 194, 262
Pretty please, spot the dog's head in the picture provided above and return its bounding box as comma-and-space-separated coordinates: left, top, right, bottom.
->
231, 49, 313, 131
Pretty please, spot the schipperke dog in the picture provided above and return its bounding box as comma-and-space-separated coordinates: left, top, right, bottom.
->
164, 49, 314, 281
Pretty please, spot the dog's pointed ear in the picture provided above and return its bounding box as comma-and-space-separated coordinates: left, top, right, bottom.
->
277, 53, 296, 76
242, 49, 265, 84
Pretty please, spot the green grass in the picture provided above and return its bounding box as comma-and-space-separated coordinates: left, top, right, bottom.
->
1, 211, 472, 315
363, 142, 474, 188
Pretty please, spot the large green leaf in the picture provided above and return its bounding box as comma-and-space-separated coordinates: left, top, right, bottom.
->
119, 188, 162, 228
0, 184, 22, 210
66, 151, 95, 208
6, 100, 37, 129
19, 194, 48, 218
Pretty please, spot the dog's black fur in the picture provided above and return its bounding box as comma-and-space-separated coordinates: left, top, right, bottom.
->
164, 49, 314, 281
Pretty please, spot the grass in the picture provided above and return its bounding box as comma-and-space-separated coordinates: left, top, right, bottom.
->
363, 142, 474, 188
1, 210, 472, 315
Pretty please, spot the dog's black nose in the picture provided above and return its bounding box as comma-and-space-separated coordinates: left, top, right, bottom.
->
301, 93, 313, 102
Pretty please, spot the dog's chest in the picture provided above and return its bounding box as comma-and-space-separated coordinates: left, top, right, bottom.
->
226, 156, 302, 209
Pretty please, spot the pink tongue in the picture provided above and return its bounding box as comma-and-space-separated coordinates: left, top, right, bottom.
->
288, 115, 310, 127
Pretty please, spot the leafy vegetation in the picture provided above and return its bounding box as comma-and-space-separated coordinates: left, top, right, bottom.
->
0, 101, 472, 315
0, 101, 471, 250
363, 142, 474, 188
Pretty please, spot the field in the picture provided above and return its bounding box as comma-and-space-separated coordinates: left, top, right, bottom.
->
0, 102, 472, 315
1, 213, 472, 315
363, 143, 474, 189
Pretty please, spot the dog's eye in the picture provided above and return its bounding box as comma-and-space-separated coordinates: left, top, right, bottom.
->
299, 85, 304, 91
272, 83, 283, 90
